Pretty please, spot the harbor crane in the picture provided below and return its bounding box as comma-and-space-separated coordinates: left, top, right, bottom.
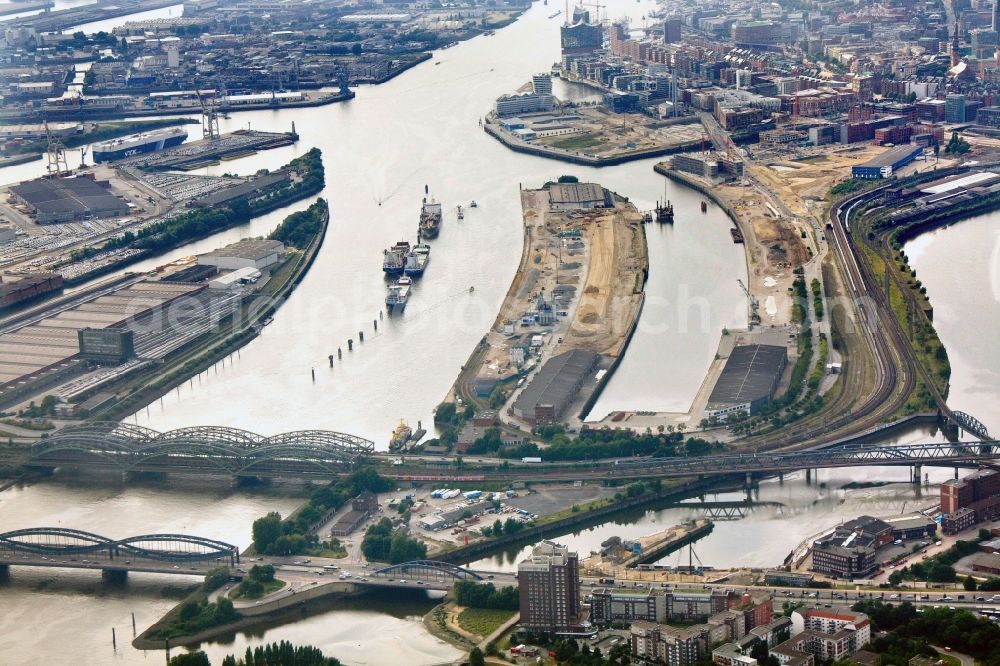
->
44, 119, 69, 177
195, 84, 220, 140
737, 278, 761, 328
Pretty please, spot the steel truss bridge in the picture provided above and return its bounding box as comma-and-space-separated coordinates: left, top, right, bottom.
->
26, 423, 375, 478
597, 440, 1000, 478
371, 560, 485, 582
0, 527, 239, 573
953, 411, 990, 440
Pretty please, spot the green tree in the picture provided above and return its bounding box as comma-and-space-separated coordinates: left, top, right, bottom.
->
964, 575, 978, 591
168, 652, 211, 666
469, 647, 485, 666
252, 512, 283, 553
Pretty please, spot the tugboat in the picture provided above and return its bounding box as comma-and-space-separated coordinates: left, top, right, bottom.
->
404, 243, 431, 276
386, 276, 412, 311
655, 199, 674, 223
419, 187, 443, 239
382, 240, 411, 275
389, 420, 412, 451
470, 200, 478, 208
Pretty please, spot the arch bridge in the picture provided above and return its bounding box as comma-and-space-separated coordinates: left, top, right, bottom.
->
0, 527, 239, 568
952, 412, 990, 441
371, 560, 485, 582
26, 423, 375, 479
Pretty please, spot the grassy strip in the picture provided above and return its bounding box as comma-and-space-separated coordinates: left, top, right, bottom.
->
456, 608, 515, 638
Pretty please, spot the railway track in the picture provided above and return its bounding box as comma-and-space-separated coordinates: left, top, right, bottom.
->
742, 188, 916, 451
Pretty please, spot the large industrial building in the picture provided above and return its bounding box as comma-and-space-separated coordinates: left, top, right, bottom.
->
198, 238, 286, 270
547, 182, 611, 211
704, 344, 787, 419
851, 144, 923, 179
940, 468, 1000, 534
0, 273, 64, 309
510, 349, 599, 424
0, 278, 242, 409
8, 176, 130, 224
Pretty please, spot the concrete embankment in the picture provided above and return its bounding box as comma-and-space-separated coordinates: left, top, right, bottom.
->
484, 123, 700, 167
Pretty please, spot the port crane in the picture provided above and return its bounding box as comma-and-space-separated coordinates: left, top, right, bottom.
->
44, 119, 69, 177
195, 84, 220, 140
737, 278, 760, 328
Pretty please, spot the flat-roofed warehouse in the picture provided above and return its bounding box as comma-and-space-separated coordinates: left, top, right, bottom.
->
704, 344, 787, 418
0, 281, 203, 405
511, 349, 598, 424
197, 238, 286, 270
548, 182, 612, 211
9, 177, 129, 224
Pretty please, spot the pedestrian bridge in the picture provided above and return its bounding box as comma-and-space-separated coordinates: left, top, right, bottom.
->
27, 422, 374, 478
0, 527, 239, 574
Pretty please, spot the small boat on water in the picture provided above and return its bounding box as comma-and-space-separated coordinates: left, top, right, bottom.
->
383, 240, 411, 275
701, 201, 708, 213
404, 243, 431, 276
457, 204, 464, 220
470, 200, 478, 208
386, 276, 412, 311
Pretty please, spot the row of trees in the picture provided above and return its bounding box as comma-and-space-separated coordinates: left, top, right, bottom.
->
498, 427, 720, 461
852, 600, 1000, 665
268, 199, 328, 249
168, 641, 341, 666
453, 581, 519, 610
887, 533, 990, 585
480, 517, 526, 538
72, 149, 325, 261
251, 467, 393, 556
360, 518, 427, 564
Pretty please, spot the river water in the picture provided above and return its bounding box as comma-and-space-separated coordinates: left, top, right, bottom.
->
905, 211, 1000, 435
0, 0, 995, 664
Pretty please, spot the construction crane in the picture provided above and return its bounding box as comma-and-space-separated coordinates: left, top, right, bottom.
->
578, 0, 606, 23
737, 278, 761, 328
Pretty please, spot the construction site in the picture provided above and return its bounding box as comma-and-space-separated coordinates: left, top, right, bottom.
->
451, 181, 647, 427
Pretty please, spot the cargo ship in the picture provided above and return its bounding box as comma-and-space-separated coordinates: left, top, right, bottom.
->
419, 198, 442, 239
91, 126, 188, 163
386, 276, 412, 311
404, 243, 431, 276
382, 240, 411, 275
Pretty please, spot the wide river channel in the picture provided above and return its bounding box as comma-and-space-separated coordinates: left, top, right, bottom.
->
0, 0, 998, 663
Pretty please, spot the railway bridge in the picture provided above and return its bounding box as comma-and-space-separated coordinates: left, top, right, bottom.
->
25, 422, 374, 479
0, 527, 239, 577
